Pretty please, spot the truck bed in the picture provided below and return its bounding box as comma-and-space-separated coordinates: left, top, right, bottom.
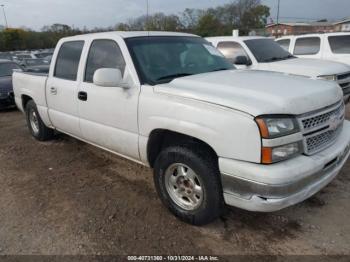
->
13, 71, 48, 112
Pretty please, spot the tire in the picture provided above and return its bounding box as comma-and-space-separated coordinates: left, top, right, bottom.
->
154, 144, 223, 226
25, 100, 54, 141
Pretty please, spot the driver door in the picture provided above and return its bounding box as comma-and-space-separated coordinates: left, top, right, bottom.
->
78, 38, 140, 161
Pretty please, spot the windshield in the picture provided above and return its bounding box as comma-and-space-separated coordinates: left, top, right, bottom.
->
125, 36, 234, 85
244, 39, 295, 63
0, 63, 21, 77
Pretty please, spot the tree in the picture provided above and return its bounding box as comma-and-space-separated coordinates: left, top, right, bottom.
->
195, 13, 224, 37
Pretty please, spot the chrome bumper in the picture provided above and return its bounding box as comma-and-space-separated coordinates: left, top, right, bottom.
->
220, 120, 350, 212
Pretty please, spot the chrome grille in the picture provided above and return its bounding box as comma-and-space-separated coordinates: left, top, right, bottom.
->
301, 102, 345, 132
299, 102, 345, 155
305, 126, 342, 154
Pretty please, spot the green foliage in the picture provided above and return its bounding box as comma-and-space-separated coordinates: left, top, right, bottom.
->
0, 0, 270, 51
196, 13, 225, 37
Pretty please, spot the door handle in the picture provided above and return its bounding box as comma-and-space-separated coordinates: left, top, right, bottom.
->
78, 91, 88, 101
50, 87, 57, 95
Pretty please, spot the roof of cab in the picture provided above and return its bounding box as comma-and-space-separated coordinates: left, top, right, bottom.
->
60, 31, 199, 42
206, 36, 272, 42
277, 31, 350, 40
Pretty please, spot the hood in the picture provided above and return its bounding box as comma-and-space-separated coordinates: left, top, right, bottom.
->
326, 55, 350, 66
261, 58, 350, 78
0, 76, 13, 95
154, 70, 343, 117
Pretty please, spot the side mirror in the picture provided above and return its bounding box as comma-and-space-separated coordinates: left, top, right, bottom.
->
234, 56, 252, 66
93, 68, 129, 88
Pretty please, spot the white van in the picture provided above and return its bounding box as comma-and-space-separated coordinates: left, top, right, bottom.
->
276, 32, 350, 65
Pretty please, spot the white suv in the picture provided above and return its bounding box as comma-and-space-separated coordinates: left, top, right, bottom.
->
276, 32, 350, 65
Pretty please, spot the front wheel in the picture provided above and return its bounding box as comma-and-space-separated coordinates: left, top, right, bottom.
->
25, 100, 54, 141
154, 145, 223, 225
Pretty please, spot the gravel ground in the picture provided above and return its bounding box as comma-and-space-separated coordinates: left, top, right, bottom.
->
0, 106, 349, 256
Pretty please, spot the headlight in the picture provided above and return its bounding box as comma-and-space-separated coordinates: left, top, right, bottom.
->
255, 116, 300, 139
262, 142, 303, 164
319, 75, 337, 81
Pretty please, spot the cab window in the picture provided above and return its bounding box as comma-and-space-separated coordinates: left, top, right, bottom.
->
276, 39, 291, 51
54, 41, 84, 81
84, 39, 126, 83
328, 35, 350, 54
217, 41, 248, 63
294, 37, 321, 55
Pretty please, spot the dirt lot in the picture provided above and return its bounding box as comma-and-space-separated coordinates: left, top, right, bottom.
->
0, 106, 349, 256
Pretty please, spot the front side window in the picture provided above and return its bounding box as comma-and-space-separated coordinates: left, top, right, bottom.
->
294, 37, 321, 55
0, 63, 21, 77
244, 39, 294, 62
276, 39, 291, 51
216, 41, 248, 63
54, 41, 84, 81
328, 35, 350, 54
126, 36, 234, 85
85, 40, 126, 83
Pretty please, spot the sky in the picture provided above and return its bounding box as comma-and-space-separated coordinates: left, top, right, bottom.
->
0, 0, 349, 31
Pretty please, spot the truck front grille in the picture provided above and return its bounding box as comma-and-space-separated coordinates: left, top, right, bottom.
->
305, 126, 342, 154
299, 102, 345, 155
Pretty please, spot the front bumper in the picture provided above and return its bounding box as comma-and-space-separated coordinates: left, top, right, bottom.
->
0, 92, 15, 108
220, 120, 350, 212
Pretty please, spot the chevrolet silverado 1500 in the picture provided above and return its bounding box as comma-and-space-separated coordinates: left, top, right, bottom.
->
13, 32, 350, 225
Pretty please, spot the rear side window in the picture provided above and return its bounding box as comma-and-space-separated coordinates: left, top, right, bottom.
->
217, 41, 248, 63
276, 39, 291, 51
328, 35, 350, 54
54, 41, 84, 81
294, 37, 320, 55
85, 39, 126, 83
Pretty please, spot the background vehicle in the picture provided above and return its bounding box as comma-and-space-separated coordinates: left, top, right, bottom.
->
21, 58, 50, 73
12, 53, 36, 64
208, 36, 350, 102
13, 32, 350, 225
0, 52, 14, 61
0, 60, 22, 109
276, 32, 350, 65
33, 51, 54, 59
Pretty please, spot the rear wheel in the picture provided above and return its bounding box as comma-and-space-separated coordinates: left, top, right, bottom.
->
154, 145, 223, 225
25, 100, 54, 141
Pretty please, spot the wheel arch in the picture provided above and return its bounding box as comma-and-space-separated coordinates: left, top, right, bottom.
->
147, 129, 218, 168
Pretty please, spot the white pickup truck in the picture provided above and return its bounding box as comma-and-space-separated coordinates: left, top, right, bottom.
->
13, 32, 350, 225
207, 36, 350, 103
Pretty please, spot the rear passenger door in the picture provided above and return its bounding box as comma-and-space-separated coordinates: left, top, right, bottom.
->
292, 37, 322, 58
78, 38, 140, 161
46, 41, 84, 137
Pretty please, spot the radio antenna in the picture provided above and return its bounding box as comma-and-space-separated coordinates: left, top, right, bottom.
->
146, 0, 150, 36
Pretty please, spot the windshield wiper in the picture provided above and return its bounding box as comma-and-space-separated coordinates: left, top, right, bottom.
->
263, 57, 284, 62
211, 68, 231, 72
263, 55, 296, 62
156, 73, 193, 81
285, 54, 296, 59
